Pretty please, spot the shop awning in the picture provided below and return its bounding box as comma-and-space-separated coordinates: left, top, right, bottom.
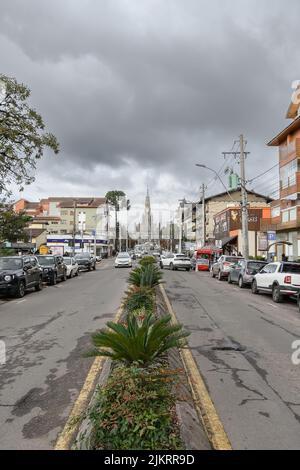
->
221, 236, 238, 247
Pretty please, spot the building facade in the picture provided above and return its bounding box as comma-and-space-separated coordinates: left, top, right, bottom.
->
268, 91, 300, 261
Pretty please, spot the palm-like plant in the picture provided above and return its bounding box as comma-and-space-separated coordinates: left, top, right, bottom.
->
88, 313, 190, 366
123, 287, 154, 314
129, 264, 162, 288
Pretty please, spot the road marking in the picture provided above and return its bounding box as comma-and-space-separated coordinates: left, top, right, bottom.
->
54, 303, 124, 451
16, 299, 26, 304
159, 283, 232, 451
267, 303, 279, 309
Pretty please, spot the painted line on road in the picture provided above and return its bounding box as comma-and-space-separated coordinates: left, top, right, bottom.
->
159, 283, 232, 451
54, 304, 123, 451
16, 299, 26, 304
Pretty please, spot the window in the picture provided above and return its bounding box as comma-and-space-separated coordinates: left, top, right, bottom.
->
61, 210, 68, 216
271, 206, 280, 218
282, 207, 297, 223
282, 211, 289, 223
290, 208, 297, 221
280, 159, 299, 189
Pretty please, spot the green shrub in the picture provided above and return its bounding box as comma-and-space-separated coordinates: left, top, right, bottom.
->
139, 256, 156, 267
123, 287, 154, 315
129, 264, 162, 288
88, 365, 183, 450
87, 312, 190, 366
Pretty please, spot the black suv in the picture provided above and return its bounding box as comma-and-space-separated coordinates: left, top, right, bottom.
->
0, 256, 43, 298
36, 255, 67, 285
75, 253, 97, 271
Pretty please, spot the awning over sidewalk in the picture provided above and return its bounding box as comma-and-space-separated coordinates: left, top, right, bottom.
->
221, 236, 238, 247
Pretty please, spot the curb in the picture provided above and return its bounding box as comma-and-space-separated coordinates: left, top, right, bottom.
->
159, 284, 232, 451
54, 305, 123, 451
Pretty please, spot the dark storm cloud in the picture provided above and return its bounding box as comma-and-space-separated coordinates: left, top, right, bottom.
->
0, 0, 299, 202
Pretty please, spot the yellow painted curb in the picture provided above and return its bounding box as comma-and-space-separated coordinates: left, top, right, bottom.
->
54, 305, 123, 450
159, 284, 232, 451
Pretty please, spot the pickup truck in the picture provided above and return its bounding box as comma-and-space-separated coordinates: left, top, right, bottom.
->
252, 262, 300, 303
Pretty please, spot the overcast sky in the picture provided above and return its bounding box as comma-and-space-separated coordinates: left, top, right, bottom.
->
0, 0, 298, 206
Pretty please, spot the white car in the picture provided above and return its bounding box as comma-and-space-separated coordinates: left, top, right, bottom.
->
160, 253, 191, 271
63, 257, 79, 278
252, 261, 300, 303
115, 252, 132, 268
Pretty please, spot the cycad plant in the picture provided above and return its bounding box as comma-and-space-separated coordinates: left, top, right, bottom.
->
87, 313, 190, 366
129, 264, 162, 288
139, 256, 156, 267
123, 287, 154, 315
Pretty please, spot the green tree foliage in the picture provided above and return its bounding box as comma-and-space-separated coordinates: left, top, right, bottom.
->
0, 74, 59, 195
105, 190, 126, 252
0, 200, 32, 243
87, 312, 190, 366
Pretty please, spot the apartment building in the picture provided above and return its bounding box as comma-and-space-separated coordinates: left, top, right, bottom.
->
180, 189, 272, 248
268, 91, 300, 260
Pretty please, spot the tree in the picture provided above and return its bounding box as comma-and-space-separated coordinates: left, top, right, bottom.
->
105, 190, 126, 252
0, 74, 59, 196
0, 201, 32, 243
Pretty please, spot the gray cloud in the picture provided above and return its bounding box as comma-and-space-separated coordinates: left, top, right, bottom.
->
0, 0, 299, 204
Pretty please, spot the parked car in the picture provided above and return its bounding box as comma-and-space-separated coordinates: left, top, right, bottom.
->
0, 256, 43, 298
211, 255, 244, 280
37, 255, 67, 285
228, 260, 268, 288
160, 253, 192, 271
63, 257, 79, 278
75, 253, 97, 271
252, 262, 300, 303
115, 252, 132, 268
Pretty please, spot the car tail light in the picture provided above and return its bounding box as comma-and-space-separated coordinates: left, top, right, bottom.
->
284, 276, 292, 284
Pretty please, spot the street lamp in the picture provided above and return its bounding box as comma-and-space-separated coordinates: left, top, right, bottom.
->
195, 164, 236, 203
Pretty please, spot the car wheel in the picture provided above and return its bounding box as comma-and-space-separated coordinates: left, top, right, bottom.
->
75, 270, 79, 277
272, 284, 283, 303
186, 268, 191, 272
228, 274, 232, 284
35, 277, 43, 291
16, 281, 26, 298
217, 271, 222, 281
50, 273, 57, 286
160, 263, 164, 269
238, 276, 245, 289
251, 279, 258, 294
62, 271, 67, 282
93, 264, 96, 271
211, 269, 216, 278
170, 263, 174, 270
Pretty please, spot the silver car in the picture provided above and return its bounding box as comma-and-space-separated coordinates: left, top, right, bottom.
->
228, 260, 267, 288
115, 252, 132, 268
211, 255, 244, 280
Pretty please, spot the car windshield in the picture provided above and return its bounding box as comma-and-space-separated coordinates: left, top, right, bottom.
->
37, 256, 55, 265
175, 255, 188, 259
64, 258, 72, 265
281, 263, 300, 274
0, 258, 23, 270
118, 253, 130, 258
225, 257, 242, 263
247, 262, 266, 272
75, 254, 90, 259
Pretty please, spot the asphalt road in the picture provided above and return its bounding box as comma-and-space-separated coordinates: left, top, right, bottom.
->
0, 259, 128, 450
163, 268, 300, 450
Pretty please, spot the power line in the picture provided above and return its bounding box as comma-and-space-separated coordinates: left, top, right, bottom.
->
248, 163, 279, 184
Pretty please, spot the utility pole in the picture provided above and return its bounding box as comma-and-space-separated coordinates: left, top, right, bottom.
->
240, 134, 249, 259
72, 199, 77, 256
222, 136, 250, 259
201, 184, 206, 248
